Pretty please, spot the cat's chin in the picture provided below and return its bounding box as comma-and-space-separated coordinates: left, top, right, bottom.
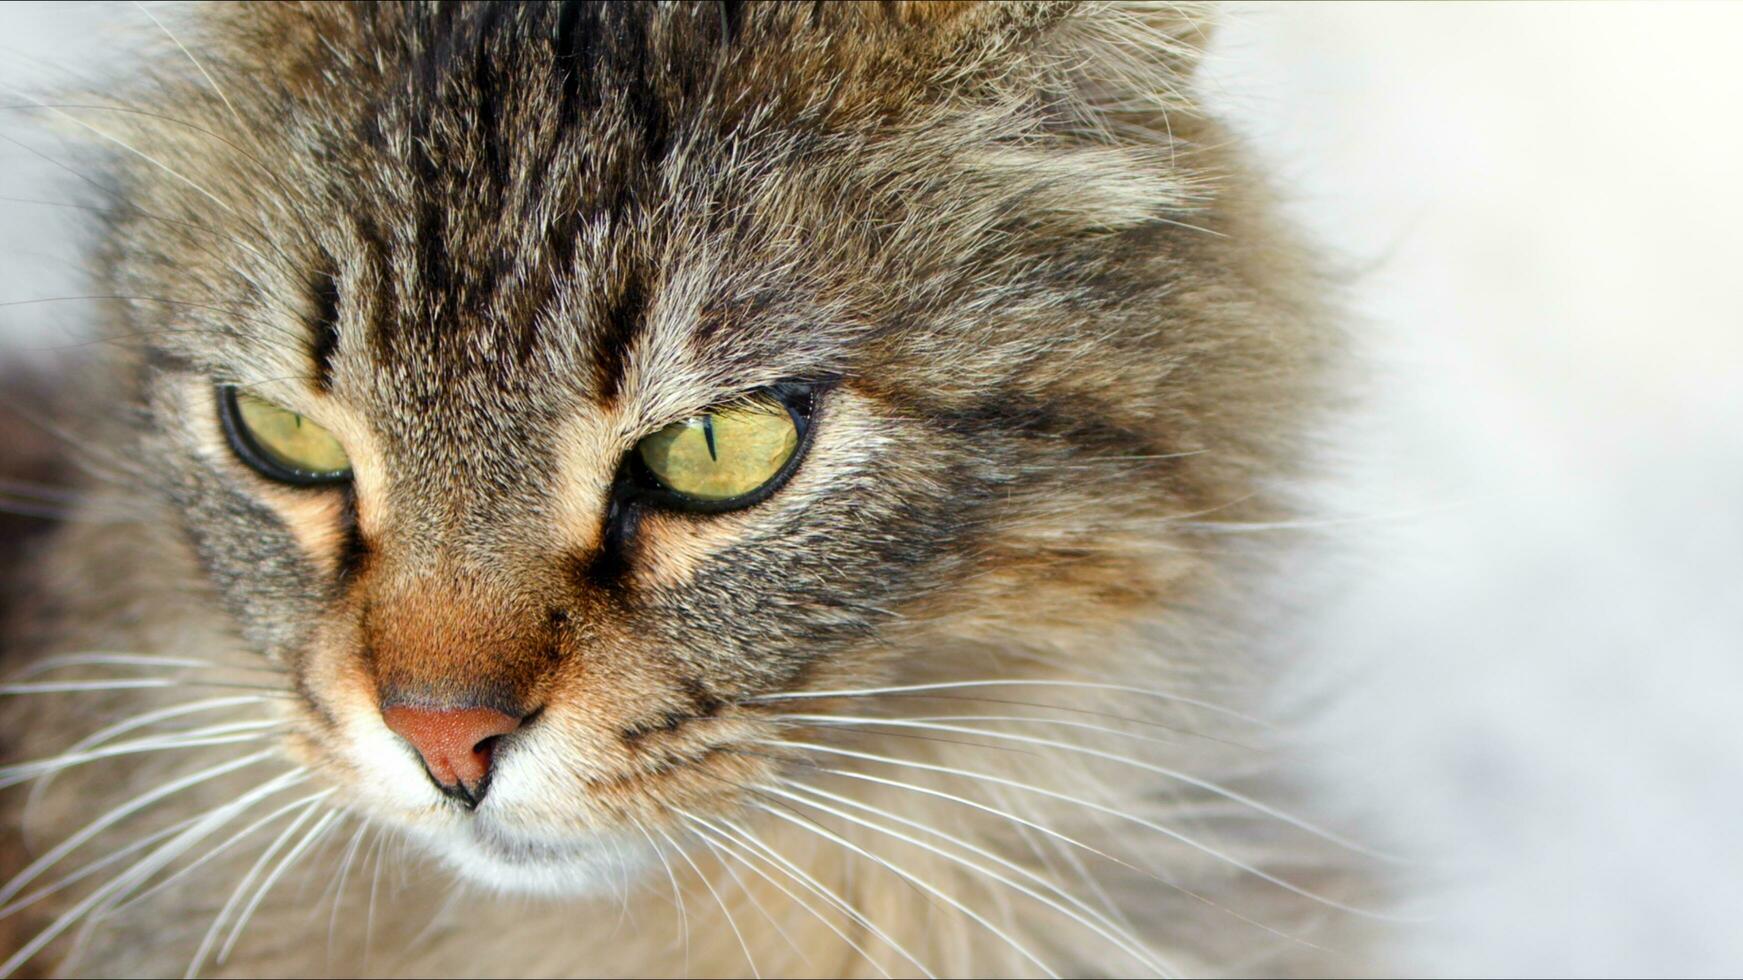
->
410, 819, 657, 897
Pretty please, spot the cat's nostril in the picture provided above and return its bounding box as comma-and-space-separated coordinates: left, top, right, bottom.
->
380, 704, 524, 807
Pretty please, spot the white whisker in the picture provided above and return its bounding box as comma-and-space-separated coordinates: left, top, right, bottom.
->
0, 679, 176, 696
629, 818, 691, 969
793, 692, 1249, 748
0, 678, 291, 697
718, 814, 935, 979
0, 813, 204, 920
806, 760, 1328, 950
217, 807, 340, 964
765, 739, 1400, 921
781, 714, 1397, 860
806, 763, 1158, 893
748, 679, 1270, 728
23, 697, 276, 829
324, 819, 370, 965
772, 782, 1174, 978
988, 779, 1138, 940
12, 653, 216, 678
750, 797, 1058, 978
681, 811, 902, 980
654, 823, 762, 980
361, 823, 390, 970
130, 2, 244, 132
184, 792, 329, 978
43, 696, 272, 748
0, 722, 283, 789
681, 816, 814, 972
103, 777, 318, 918
0, 750, 274, 908
0, 83, 241, 219
0, 766, 302, 978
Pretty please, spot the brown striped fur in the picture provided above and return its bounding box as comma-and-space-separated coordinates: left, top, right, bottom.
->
0, 3, 1382, 976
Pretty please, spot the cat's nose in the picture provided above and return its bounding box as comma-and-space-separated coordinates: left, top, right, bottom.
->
381, 704, 524, 806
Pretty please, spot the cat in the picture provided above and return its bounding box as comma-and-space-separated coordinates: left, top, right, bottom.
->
0, 2, 1387, 976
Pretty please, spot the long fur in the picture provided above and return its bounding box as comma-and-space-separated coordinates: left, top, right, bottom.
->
0, 3, 1382, 976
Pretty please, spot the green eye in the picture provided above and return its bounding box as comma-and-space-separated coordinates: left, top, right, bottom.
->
220, 387, 352, 484
635, 393, 803, 508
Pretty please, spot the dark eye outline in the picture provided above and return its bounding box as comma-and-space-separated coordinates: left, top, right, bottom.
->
623, 382, 820, 514
216, 385, 353, 487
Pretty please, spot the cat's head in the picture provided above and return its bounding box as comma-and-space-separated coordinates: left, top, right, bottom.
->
92, 0, 1324, 893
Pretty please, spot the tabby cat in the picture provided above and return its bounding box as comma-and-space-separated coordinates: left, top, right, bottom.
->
0, 2, 1384, 976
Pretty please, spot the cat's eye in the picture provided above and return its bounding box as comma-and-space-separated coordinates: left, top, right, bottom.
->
218, 386, 352, 485
633, 390, 809, 511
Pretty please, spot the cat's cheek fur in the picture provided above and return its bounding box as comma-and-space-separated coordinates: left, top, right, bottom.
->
290, 628, 437, 813
141, 375, 333, 660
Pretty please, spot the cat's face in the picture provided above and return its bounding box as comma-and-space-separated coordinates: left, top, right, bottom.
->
96, 2, 1307, 893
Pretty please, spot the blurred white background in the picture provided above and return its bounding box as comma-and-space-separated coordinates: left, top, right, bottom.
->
2, 3, 1740, 976
1201, 4, 1743, 976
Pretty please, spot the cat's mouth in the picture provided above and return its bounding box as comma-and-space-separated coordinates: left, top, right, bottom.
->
349, 723, 777, 894
298, 664, 789, 894
408, 761, 756, 894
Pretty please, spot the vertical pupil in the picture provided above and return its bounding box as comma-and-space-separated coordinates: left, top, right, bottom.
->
632, 394, 801, 505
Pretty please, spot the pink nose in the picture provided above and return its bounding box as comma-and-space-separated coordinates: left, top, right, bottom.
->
381, 705, 523, 804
